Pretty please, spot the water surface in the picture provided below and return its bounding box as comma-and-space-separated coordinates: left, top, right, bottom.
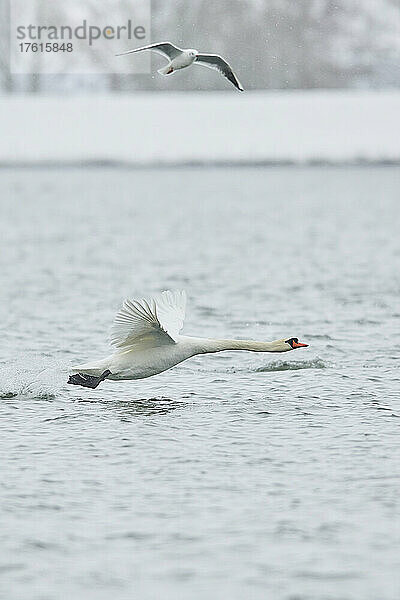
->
0, 166, 399, 599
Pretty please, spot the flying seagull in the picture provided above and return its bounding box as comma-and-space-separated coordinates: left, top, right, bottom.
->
116, 42, 244, 91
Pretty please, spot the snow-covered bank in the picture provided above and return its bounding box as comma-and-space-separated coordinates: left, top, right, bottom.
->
1, 91, 399, 165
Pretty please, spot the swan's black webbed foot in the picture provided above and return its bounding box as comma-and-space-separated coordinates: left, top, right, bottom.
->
68, 369, 111, 389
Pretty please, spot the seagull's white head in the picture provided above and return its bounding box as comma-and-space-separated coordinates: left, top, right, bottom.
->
187, 49, 198, 58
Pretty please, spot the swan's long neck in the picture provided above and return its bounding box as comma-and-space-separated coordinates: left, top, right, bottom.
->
194, 338, 288, 354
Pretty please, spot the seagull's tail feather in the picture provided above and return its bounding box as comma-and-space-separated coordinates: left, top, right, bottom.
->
158, 64, 174, 76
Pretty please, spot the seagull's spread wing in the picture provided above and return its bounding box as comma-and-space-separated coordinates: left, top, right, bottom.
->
116, 42, 182, 61
195, 54, 243, 91
110, 290, 187, 350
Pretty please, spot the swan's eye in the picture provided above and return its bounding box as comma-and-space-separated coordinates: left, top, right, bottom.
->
285, 337, 308, 349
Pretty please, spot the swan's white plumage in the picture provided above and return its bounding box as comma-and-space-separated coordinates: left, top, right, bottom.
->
70, 289, 308, 384
110, 290, 186, 350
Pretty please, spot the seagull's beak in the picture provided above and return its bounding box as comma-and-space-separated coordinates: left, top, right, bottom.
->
293, 340, 308, 348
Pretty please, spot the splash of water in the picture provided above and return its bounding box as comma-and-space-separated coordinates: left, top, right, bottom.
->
0, 357, 67, 399
255, 357, 327, 372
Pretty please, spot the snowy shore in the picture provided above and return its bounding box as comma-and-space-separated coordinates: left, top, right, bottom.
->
1, 90, 399, 165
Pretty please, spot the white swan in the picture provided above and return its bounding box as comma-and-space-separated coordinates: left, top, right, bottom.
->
68, 290, 308, 389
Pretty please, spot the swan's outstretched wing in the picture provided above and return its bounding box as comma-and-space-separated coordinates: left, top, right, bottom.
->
194, 54, 243, 91
110, 290, 186, 350
115, 42, 182, 61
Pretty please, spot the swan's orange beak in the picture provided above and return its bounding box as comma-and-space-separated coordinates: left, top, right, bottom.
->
293, 340, 308, 348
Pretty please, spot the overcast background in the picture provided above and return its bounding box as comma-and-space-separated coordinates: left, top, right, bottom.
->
1, 0, 400, 93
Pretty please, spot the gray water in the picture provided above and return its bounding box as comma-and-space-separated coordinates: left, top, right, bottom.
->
0, 166, 399, 600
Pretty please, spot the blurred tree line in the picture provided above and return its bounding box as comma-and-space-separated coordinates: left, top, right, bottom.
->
1, 0, 399, 93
